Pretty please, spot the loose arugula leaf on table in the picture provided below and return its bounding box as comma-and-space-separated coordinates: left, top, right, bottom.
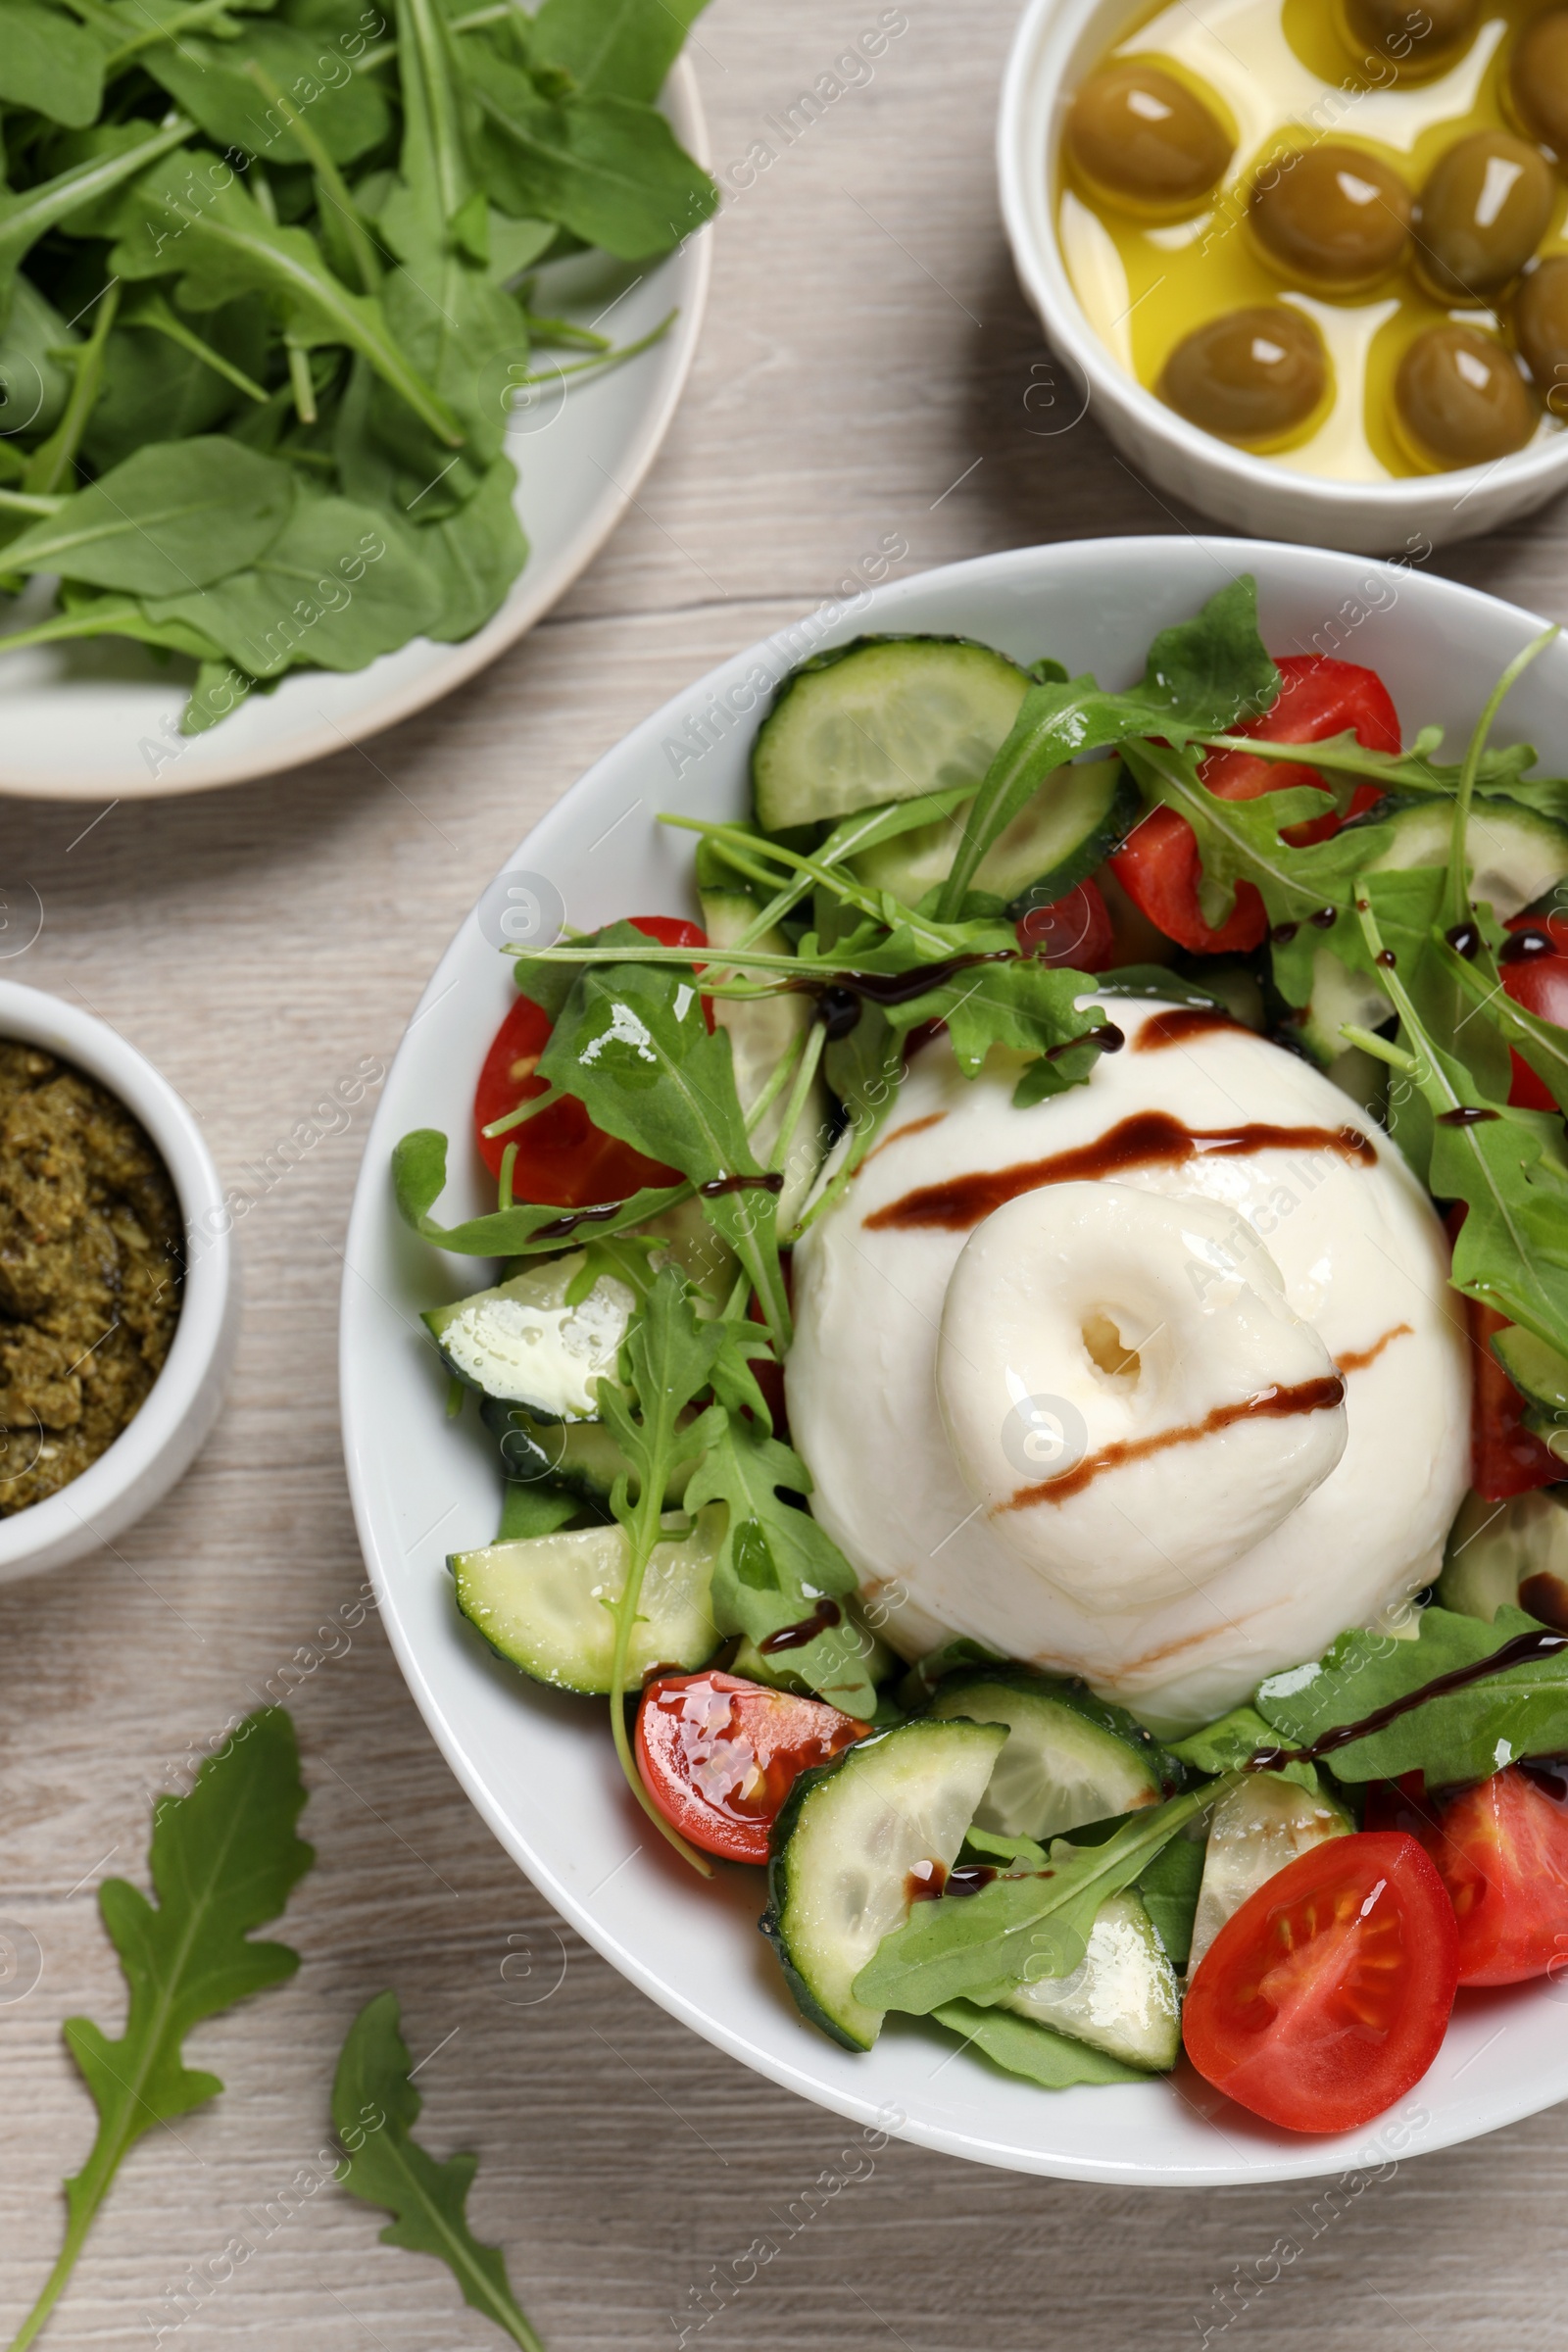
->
853, 1784, 1223, 2015
684, 1416, 875, 1717
936, 575, 1280, 918
10, 1708, 313, 2352
594, 1266, 726, 1872
333, 1990, 545, 2352
1253, 1604, 1568, 1785
931, 1998, 1148, 2088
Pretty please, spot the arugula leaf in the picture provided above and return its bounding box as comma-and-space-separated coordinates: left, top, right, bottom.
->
936, 576, 1278, 918
537, 953, 791, 1348
532, 0, 710, 102
0, 0, 106, 125
145, 493, 443, 674
852, 1785, 1221, 2015
391, 1124, 691, 1256
414, 458, 528, 640
333, 1990, 544, 2352
1134, 1832, 1206, 1972
0, 116, 191, 326
595, 1267, 726, 1871
1434, 929, 1568, 1117
10, 1709, 312, 2352
931, 1999, 1147, 2088
465, 45, 717, 259
1253, 1604, 1568, 1785
684, 1416, 874, 1716
1168, 1704, 1317, 1793
142, 23, 390, 162
1, 437, 293, 593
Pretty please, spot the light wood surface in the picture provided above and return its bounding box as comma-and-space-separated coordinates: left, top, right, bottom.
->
3, 4, 1567, 2346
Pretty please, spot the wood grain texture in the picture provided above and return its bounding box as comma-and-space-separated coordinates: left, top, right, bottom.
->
1, 3, 1566, 2346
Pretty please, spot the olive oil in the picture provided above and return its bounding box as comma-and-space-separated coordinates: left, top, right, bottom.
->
1057, 0, 1568, 477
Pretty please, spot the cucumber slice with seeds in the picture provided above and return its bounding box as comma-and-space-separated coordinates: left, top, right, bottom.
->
926, 1670, 1175, 1840
1365, 800, 1568, 916
424, 1251, 633, 1419
1188, 1771, 1351, 1975
753, 636, 1033, 832
850, 757, 1137, 915
451, 1506, 722, 1693
1439, 1484, 1568, 1624
991, 1888, 1180, 2071
764, 1716, 1006, 2050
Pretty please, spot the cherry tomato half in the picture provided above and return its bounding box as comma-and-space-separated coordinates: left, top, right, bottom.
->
1468, 1294, 1560, 1500
1182, 1832, 1458, 2133
635, 1670, 869, 1863
1500, 913, 1568, 1111
472, 916, 708, 1203
1407, 1762, 1568, 1986
1109, 656, 1399, 956
1015, 878, 1115, 970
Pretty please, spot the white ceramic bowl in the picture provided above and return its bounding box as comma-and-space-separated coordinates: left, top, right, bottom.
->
0, 66, 710, 801
342, 536, 1568, 2184
998, 0, 1568, 553
0, 983, 237, 1581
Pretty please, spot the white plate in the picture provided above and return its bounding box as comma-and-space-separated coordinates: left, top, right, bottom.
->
0, 64, 710, 802
341, 536, 1568, 2185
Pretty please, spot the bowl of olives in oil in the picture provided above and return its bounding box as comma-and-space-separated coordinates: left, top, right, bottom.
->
1000, 0, 1568, 552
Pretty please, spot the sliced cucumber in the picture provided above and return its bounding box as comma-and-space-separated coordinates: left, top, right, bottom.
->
1494, 1326, 1568, 1432
1188, 1771, 1351, 1975
753, 637, 1033, 832
424, 1252, 633, 1418
991, 1889, 1180, 2071
926, 1671, 1172, 1840
1366, 800, 1568, 917
849, 758, 1136, 915
764, 1716, 1006, 2051
1439, 1484, 1568, 1623
451, 1506, 722, 1693
932, 1996, 1147, 2086
1297, 944, 1394, 1069
481, 1395, 694, 1513
701, 888, 827, 1226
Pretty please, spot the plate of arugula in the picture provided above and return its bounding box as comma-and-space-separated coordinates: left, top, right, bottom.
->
343, 535, 1568, 2183
0, 0, 712, 800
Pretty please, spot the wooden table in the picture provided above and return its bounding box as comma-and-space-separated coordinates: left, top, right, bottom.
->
3, 4, 1565, 2345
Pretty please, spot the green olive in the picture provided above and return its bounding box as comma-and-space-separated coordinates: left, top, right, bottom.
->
1515, 257, 1568, 409
1344, 0, 1480, 80
1509, 12, 1568, 158
1250, 143, 1411, 291
1158, 306, 1330, 448
1393, 323, 1537, 469
1064, 62, 1233, 218
1413, 131, 1556, 301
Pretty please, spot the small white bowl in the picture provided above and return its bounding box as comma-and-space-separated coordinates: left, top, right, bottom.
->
0, 983, 237, 1582
998, 0, 1568, 553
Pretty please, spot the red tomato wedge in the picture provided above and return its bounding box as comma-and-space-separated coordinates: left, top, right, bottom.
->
1108, 655, 1399, 955
1500, 913, 1568, 1111
472, 916, 708, 1201
1183, 1832, 1458, 2133
635, 1670, 869, 1863
1467, 1293, 1559, 1500
1406, 1762, 1568, 1986
1015, 877, 1115, 970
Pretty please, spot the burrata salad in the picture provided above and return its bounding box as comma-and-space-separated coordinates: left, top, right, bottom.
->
396, 577, 1568, 2135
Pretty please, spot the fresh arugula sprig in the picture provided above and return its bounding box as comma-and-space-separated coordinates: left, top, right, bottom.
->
10, 1710, 313, 2352
334, 1990, 545, 2351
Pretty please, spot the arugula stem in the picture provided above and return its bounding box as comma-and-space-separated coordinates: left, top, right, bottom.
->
768, 1018, 826, 1174
741, 1021, 809, 1137
1447, 623, 1559, 929
102, 0, 235, 64
498, 1140, 517, 1211
1339, 1023, 1419, 1073
518, 312, 611, 350
482, 1084, 556, 1140
607, 1483, 712, 1879
26, 281, 120, 499
244, 60, 385, 293
0, 489, 65, 517
665, 815, 955, 953
122, 291, 269, 403
508, 312, 675, 389
0, 601, 146, 655
286, 338, 318, 424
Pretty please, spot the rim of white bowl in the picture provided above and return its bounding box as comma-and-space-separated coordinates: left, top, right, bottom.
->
0, 983, 236, 1581
0, 60, 711, 804
996, 0, 1568, 527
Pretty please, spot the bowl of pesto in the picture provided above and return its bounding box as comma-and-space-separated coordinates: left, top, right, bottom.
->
0, 983, 237, 1581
